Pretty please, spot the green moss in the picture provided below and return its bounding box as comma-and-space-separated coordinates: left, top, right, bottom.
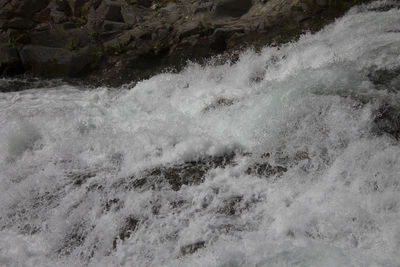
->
66, 38, 79, 51
153, 40, 163, 50
153, 39, 171, 55
114, 45, 123, 55
94, 45, 105, 59
5, 37, 16, 48
106, 35, 135, 56
122, 34, 134, 46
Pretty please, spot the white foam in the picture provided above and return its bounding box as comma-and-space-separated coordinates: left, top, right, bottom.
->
1, 1, 400, 266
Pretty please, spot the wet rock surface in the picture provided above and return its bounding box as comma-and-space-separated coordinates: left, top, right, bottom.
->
117, 152, 236, 191
0, 0, 369, 87
0, 45, 22, 75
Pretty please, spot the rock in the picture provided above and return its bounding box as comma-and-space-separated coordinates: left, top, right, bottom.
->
56, 222, 87, 255
245, 162, 287, 178
180, 241, 206, 255
117, 152, 236, 191
68, 0, 90, 16
315, 0, 329, 6
35, 23, 50, 31
0, 19, 6, 30
127, 0, 151, 8
19, 45, 93, 77
28, 28, 90, 49
204, 98, 236, 112
217, 196, 244, 216
368, 67, 400, 92
0, 0, 370, 84
373, 103, 400, 140
62, 21, 79, 30
104, 3, 124, 22
14, 0, 50, 18
121, 6, 141, 25
191, 1, 213, 14
4, 17, 34, 30
178, 22, 203, 39
214, 0, 252, 18
102, 21, 129, 32
48, 1, 70, 23
0, 0, 7, 7
112, 215, 139, 249
0, 45, 22, 75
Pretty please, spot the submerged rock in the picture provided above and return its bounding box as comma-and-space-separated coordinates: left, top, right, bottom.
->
115, 152, 236, 192
180, 240, 206, 256
373, 102, 400, 140
246, 162, 287, 178
368, 67, 400, 92
112, 216, 139, 249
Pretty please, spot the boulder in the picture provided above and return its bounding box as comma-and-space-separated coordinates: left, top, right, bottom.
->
191, 1, 213, 14
14, 0, 50, 18
126, 0, 151, 8
4, 17, 34, 30
0, 45, 22, 75
19, 45, 92, 77
121, 5, 143, 26
214, 0, 252, 18
67, 0, 90, 16
102, 21, 129, 32
104, 3, 124, 22
55, 0, 72, 16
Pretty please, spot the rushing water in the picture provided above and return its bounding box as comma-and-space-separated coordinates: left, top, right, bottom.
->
1, 1, 400, 266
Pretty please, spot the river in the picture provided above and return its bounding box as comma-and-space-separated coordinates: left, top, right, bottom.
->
1, 1, 400, 266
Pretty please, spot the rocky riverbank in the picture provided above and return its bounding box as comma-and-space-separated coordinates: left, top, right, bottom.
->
0, 0, 366, 86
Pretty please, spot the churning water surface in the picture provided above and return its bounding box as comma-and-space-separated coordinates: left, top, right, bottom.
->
1, 1, 400, 266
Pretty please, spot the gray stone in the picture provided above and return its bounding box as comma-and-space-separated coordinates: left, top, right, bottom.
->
5, 17, 34, 29
0, 46, 19, 65
126, 0, 151, 8
315, 0, 329, 7
35, 23, 50, 31
19, 45, 92, 77
121, 6, 146, 25
163, 2, 177, 13
0, 0, 370, 85
14, 0, 50, 17
62, 22, 79, 30
0, 45, 22, 75
102, 21, 129, 32
178, 22, 202, 39
55, 0, 72, 15
214, 0, 252, 18
191, 2, 213, 14
104, 4, 124, 22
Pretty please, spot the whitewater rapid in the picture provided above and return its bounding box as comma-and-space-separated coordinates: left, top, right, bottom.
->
1, 1, 400, 266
